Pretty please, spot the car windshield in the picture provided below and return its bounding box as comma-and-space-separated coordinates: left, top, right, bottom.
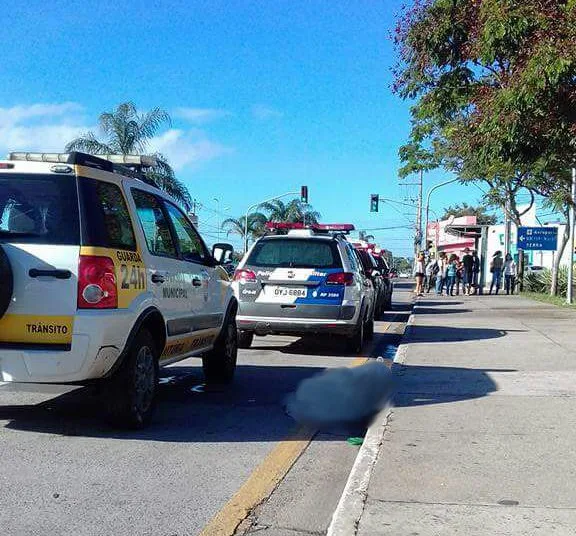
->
246, 238, 342, 269
0, 173, 80, 245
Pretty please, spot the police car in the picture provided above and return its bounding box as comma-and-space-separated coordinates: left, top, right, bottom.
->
0, 152, 238, 428
232, 223, 376, 352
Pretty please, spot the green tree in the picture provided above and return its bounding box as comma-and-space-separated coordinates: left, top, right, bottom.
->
394, 0, 576, 293
66, 102, 192, 209
441, 203, 498, 225
222, 213, 267, 242
259, 199, 321, 224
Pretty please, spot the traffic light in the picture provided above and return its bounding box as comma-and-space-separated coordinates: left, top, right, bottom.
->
301, 185, 308, 204
370, 194, 379, 212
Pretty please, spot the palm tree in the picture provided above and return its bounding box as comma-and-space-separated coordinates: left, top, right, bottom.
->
259, 199, 321, 224
65, 102, 192, 209
222, 212, 267, 242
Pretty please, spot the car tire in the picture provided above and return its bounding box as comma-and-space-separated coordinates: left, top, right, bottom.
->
347, 314, 365, 354
106, 329, 159, 429
365, 315, 374, 340
237, 330, 254, 349
203, 314, 238, 384
0, 245, 14, 319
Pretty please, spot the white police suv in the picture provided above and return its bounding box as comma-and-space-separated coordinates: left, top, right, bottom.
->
232, 223, 376, 352
0, 152, 238, 428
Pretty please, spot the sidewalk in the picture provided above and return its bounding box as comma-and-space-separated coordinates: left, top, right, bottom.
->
345, 294, 576, 535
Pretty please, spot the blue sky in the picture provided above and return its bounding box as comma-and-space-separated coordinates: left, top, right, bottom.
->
2, 0, 487, 256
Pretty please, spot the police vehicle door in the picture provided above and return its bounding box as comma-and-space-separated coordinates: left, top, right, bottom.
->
130, 189, 202, 357
162, 200, 220, 352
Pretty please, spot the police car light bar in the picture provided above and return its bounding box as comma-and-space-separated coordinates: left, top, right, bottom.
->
8, 152, 157, 168
265, 222, 355, 232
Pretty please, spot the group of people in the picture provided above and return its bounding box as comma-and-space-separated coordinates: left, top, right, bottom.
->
413, 249, 518, 297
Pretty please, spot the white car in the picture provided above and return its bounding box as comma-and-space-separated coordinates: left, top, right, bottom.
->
232, 223, 376, 353
526, 265, 545, 274
0, 151, 238, 428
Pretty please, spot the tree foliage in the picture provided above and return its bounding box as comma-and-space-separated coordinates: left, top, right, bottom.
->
441, 202, 498, 224
222, 213, 267, 241
394, 0, 576, 224
258, 199, 321, 224
66, 102, 192, 209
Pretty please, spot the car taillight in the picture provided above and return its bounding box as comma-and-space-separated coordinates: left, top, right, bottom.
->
78, 255, 118, 309
233, 269, 257, 283
326, 272, 355, 286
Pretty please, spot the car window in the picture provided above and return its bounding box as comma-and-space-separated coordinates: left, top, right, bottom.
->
164, 201, 208, 263
131, 189, 177, 258
247, 238, 342, 269
0, 173, 79, 245
79, 177, 136, 251
345, 244, 360, 272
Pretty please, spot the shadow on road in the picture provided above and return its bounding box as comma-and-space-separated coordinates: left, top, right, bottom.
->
415, 307, 473, 315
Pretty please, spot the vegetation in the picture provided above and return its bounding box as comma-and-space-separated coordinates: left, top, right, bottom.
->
521, 291, 576, 310
394, 257, 413, 273
222, 213, 268, 242
259, 199, 320, 225
394, 1, 576, 294
441, 203, 497, 225
66, 102, 192, 209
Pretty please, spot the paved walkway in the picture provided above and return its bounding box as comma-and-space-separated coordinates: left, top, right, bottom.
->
358, 294, 576, 535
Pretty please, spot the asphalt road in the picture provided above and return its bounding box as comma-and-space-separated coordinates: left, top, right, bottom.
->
0, 283, 413, 536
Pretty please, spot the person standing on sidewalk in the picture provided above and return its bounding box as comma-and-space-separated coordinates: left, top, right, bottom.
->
462, 248, 474, 295
414, 252, 425, 297
504, 253, 517, 295
489, 251, 504, 295
435, 252, 447, 295
446, 254, 458, 296
471, 250, 481, 294
425, 255, 438, 293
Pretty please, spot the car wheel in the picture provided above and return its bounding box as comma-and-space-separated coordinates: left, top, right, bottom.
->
106, 329, 158, 429
237, 330, 254, 349
347, 314, 365, 353
203, 314, 238, 384
365, 315, 374, 340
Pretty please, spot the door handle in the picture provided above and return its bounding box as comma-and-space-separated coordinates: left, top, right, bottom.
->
192, 277, 202, 287
29, 268, 72, 280
151, 273, 165, 284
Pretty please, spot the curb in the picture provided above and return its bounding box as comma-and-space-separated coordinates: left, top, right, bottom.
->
326, 312, 415, 536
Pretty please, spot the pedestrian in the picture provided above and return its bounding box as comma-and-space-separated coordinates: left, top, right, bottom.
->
455, 256, 464, 295
446, 254, 458, 296
435, 252, 447, 295
425, 255, 438, 293
461, 248, 474, 295
414, 252, 425, 297
489, 250, 504, 295
471, 250, 481, 294
504, 253, 517, 295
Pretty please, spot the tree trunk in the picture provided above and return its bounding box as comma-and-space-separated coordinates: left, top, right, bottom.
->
551, 223, 570, 296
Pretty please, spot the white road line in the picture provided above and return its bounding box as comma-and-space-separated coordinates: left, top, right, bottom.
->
326, 312, 415, 536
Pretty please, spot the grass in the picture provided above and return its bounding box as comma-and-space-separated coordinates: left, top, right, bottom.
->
520, 291, 576, 310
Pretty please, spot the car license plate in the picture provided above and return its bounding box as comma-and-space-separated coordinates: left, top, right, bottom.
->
272, 286, 307, 298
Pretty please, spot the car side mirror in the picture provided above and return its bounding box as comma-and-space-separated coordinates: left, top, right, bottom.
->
212, 243, 234, 265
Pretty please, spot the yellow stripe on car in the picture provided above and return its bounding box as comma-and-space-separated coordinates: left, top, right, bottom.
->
80, 246, 147, 309
0, 315, 74, 345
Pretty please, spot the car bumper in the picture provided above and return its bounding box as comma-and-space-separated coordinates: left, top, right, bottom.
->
236, 303, 358, 336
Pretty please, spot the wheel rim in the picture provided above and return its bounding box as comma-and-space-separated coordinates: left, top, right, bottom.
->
134, 346, 155, 415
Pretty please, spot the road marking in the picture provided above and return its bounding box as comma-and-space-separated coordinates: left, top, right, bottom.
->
199, 316, 401, 536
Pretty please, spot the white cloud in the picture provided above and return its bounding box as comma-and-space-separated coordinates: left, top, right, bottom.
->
174, 107, 230, 124
150, 129, 231, 170
0, 102, 231, 171
252, 104, 283, 120
0, 102, 87, 154
0, 102, 83, 127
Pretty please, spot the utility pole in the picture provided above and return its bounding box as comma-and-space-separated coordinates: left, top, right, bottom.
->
415, 169, 423, 256
567, 167, 576, 304
504, 196, 512, 258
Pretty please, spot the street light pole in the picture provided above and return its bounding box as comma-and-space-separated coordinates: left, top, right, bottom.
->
424, 178, 460, 250
244, 191, 299, 254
